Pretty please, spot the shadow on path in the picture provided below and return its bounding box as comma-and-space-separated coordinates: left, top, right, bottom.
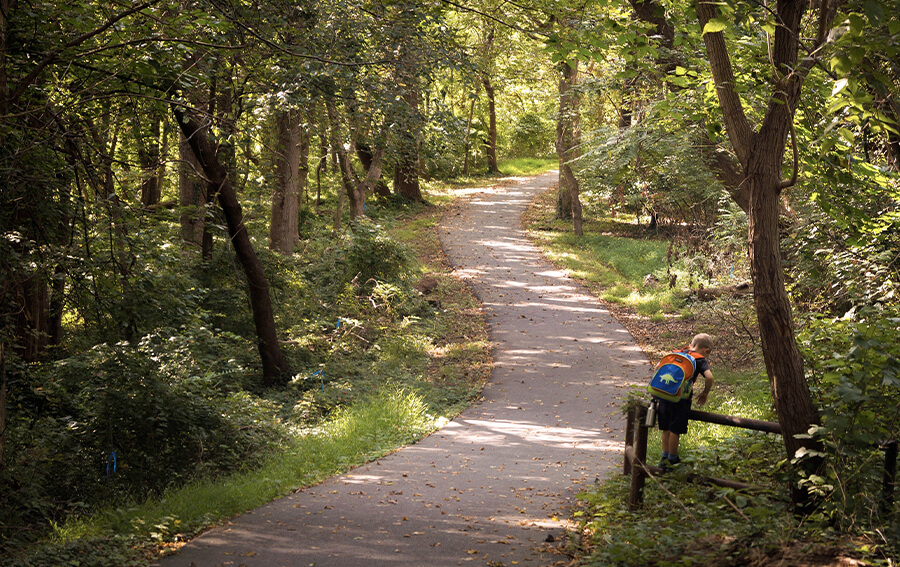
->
153, 172, 649, 567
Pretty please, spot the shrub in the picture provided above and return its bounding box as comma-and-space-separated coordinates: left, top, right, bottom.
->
0, 326, 284, 552
509, 112, 554, 157
799, 307, 900, 539
303, 219, 414, 299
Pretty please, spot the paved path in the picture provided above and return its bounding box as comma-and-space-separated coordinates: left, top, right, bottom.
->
153, 172, 649, 567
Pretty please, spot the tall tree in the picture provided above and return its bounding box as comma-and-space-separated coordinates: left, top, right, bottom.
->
694, 0, 838, 501
555, 58, 584, 235
269, 107, 303, 254
172, 103, 289, 384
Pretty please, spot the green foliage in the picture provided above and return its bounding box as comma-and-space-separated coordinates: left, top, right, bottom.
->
799, 307, 900, 538
575, 467, 789, 566
303, 219, 414, 299
2, 535, 146, 567
421, 106, 468, 178
786, 203, 899, 315
578, 123, 727, 229
0, 326, 283, 551
509, 112, 554, 157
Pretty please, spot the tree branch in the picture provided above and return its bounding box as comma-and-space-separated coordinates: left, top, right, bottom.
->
8, 1, 158, 106
695, 0, 754, 165
779, 114, 799, 189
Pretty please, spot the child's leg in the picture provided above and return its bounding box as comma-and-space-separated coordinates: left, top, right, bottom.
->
661, 431, 680, 456
667, 432, 680, 462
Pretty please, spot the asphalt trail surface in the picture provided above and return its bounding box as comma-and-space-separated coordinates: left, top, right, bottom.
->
153, 172, 649, 567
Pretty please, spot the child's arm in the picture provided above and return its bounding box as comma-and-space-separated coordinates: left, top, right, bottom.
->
696, 369, 714, 406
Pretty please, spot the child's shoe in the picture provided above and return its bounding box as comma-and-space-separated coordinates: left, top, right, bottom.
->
667, 455, 681, 466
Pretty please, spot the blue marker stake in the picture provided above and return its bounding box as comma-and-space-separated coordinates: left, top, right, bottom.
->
107, 452, 117, 477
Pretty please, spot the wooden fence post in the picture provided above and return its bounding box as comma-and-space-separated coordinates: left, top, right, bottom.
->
628, 404, 648, 509
624, 405, 636, 476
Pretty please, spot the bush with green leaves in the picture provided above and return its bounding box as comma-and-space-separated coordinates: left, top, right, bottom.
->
509, 112, 554, 157
421, 106, 468, 177
0, 325, 284, 552
303, 219, 414, 298
785, 205, 900, 315
579, 123, 726, 229
799, 307, 900, 540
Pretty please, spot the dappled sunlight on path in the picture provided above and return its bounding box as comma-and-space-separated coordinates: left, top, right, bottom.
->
153, 172, 650, 567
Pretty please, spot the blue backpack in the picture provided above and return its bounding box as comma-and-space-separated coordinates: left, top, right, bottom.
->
648, 349, 703, 402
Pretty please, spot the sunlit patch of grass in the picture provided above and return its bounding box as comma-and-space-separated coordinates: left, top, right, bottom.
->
498, 157, 557, 176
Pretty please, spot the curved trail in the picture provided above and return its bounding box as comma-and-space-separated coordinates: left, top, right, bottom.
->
154, 172, 649, 567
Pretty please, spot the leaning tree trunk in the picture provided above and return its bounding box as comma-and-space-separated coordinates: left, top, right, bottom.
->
172, 104, 288, 385
747, 119, 819, 488
696, 0, 836, 506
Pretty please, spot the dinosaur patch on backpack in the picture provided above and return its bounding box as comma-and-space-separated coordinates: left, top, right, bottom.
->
647, 349, 703, 402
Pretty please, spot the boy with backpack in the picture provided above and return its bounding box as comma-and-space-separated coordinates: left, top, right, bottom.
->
648, 333, 714, 468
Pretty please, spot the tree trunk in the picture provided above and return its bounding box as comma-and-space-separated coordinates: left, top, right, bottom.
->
269, 108, 302, 254
325, 98, 355, 228
747, 130, 819, 499
172, 104, 288, 385
356, 143, 390, 199
352, 146, 386, 219
0, 341, 6, 473
179, 129, 208, 253
463, 96, 476, 176
137, 115, 163, 207
555, 59, 583, 235
483, 77, 499, 174
393, 62, 424, 201
393, 85, 424, 201
696, 0, 835, 506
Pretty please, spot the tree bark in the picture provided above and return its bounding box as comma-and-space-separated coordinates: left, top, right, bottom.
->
356, 143, 390, 199
483, 77, 500, 174
325, 97, 355, 228
463, 96, 476, 176
0, 341, 6, 473
172, 104, 288, 385
392, 82, 424, 201
137, 114, 163, 207
269, 108, 302, 254
179, 129, 209, 253
555, 59, 583, 235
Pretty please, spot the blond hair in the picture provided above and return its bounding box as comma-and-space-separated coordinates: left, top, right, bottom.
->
690, 333, 713, 351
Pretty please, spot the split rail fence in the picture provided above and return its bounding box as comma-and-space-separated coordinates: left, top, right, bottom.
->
623, 401, 897, 511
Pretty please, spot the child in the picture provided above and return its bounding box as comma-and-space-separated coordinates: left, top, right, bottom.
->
656, 333, 714, 468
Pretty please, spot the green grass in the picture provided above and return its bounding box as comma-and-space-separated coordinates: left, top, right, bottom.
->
529, 225, 680, 319
498, 156, 557, 176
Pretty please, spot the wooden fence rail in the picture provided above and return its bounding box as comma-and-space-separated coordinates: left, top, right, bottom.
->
623, 402, 898, 511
